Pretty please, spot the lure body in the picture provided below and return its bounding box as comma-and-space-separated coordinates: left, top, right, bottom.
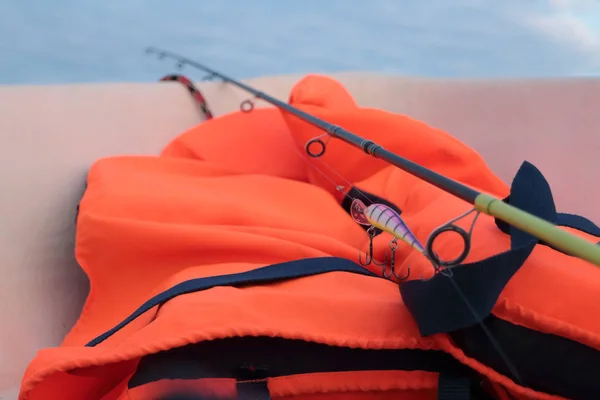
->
351, 199, 425, 253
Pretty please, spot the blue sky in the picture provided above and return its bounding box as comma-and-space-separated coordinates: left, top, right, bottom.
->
1, 0, 599, 84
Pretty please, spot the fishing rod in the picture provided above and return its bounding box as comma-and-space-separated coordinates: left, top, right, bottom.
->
146, 46, 600, 268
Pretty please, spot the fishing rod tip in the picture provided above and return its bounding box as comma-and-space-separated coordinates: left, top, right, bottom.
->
144, 47, 167, 60
145, 46, 163, 55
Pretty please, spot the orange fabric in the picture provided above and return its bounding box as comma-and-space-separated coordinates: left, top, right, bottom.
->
19, 75, 600, 400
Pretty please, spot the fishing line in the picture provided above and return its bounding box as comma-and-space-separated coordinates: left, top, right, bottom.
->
276, 116, 520, 381
147, 47, 526, 385
282, 137, 521, 382
267, 132, 522, 383
270, 124, 391, 267
284, 134, 378, 205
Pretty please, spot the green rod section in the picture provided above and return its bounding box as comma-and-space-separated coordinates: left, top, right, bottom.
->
475, 194, 600, 266
148, 47, 600, 268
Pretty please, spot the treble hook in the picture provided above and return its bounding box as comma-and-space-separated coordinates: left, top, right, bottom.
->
382, 239, 411, 280
425, 207, 481, 271
359, 227, 386, 267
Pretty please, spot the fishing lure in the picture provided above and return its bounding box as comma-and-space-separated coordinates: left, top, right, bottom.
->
351, 198, 443, 279
351, 199, 425, 253
350, 199, 422, 280
350, 197, 482, 279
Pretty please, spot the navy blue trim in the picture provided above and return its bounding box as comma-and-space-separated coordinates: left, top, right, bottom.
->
86, 257, 378, 347
438, 375, 471, 400
237, 381, 270, 400
399, 161, 600, 399
400, 161, 599, 336
450, 314, 600, 400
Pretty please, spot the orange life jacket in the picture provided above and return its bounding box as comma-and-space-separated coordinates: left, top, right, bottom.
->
19, 76, 600, 400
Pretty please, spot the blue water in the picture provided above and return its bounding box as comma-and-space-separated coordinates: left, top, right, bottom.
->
1, 0, 599, 84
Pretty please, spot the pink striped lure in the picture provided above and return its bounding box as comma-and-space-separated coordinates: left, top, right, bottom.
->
351, 199, 425, 254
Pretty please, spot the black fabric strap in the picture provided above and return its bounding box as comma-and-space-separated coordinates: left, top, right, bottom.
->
400, 161, 600, 336
86, 257, 378, 347
238, 377, 472, 400
438, 375, 471, 400
237, 381, 270, 400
